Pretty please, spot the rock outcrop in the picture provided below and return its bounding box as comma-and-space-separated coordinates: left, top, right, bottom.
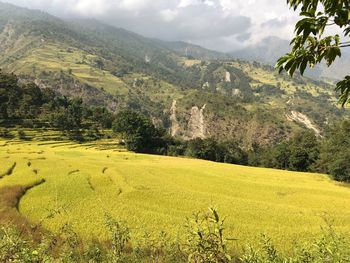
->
187, 104, 206, 139
170, 100, 181, 137
287, 111, 321, 136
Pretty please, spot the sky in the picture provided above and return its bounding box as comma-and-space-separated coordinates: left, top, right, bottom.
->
3, 0, 299, 52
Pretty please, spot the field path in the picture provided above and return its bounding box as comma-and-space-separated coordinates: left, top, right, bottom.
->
0, 179, 46, 240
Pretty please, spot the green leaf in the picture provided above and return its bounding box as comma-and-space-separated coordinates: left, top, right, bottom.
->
300, 58, 308, 75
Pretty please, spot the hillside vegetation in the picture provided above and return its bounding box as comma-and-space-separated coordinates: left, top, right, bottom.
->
0, 3, 348, 147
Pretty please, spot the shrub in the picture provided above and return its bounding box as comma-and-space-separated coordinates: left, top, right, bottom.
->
22, 119, 34, 128
0, 128, 12, 138
241, 224, 350, 263
105, 215, 131, 263
0, 225, 52, 262
183, 207, 234, 263
17, 129, 26, 140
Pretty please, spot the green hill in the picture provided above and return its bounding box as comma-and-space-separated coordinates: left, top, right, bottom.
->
0, 2, 348, 147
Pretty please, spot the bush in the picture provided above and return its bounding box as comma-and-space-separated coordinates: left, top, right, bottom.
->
1, 209, 350, 262
183, 207, 234, 263
0, 225, 52, 262
17, 129, 27, 140
241, 225, 350, 262
0, 128, 12, 138
22, 119, 34, 128
105, 215, 131, 263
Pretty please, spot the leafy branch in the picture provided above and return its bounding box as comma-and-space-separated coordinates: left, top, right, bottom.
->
276, 0, 350, 106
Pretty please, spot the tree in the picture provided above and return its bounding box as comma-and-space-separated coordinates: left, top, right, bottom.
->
19, 83, 43, 118
185, 138, 225, 162
0, 70, 21, 119
222, 141, 248, 165
272, 143, 291, 169
112, 110, 165, 153
289, 146, 310, 171
317, 120, 350, 182
50, 98, 83, 131
276, 0, 350, 105
291, 131, 320, 166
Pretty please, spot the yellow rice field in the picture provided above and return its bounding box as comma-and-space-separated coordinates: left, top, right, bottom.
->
1, 138, 350, 251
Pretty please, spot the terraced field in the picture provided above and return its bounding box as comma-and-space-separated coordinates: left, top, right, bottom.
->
8, 43, 130, 95
1, 138, 350, 252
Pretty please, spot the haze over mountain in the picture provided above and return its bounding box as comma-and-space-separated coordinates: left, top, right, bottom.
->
0, 2, 348, 147
231, 36, 350, 82
1, 0, 299, 52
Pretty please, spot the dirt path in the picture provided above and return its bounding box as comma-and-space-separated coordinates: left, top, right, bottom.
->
0, 179, 46, 241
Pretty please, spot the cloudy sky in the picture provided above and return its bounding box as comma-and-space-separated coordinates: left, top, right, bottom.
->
3, 0, 298, 51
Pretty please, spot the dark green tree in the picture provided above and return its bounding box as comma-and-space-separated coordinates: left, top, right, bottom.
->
0, 70, 21, 119
289, 147, 310, 171
19, 83, 43, 118
112, 110, 164, 153
276, 0, 350, 105
317, 120, 350, 181
50, 98, 83, 131
272, 143, 291, 169
185, 138, 223, 162
222, 141, 248, 165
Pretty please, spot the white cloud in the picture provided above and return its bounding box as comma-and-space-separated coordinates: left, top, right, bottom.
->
73, 0, 110, 15
160, 9, 178, 22
178, 0, 197, 8
3, 0, 299, 51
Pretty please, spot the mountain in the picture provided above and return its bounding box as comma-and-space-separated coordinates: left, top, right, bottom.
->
231, 36, 350, 82
0, 2, 348, 147
231, 37, 290, 66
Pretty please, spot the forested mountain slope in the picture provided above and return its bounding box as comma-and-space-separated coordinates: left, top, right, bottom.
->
0, 2, 348, 147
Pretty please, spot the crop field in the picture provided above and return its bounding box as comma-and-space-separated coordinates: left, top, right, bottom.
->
1, 138, 350, 252
8, 43, 130, 96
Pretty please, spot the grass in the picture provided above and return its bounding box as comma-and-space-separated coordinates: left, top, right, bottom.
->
0, 138, 350, 253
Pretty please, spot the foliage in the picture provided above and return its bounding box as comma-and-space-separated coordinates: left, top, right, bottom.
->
105, 215, 131, 262
185, 138, 248, 165
241, 224, 350, 263
112, 110, 167, 153
17, 129, 27, 140
1, 207, 350, 262
0, 225, 52, 262
248, 131, 320, 172
0, 70, 114, 133
317, 120, 350, 182
183, 207, 233, 263
276, 0, 350, 105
